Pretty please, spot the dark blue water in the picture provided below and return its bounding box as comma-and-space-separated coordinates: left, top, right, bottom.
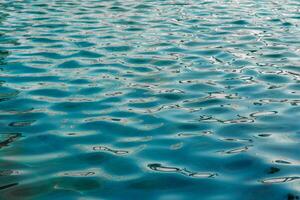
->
0, 0, 300, 199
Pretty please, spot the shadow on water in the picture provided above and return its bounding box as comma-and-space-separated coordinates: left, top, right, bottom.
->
0, 2, 22, 197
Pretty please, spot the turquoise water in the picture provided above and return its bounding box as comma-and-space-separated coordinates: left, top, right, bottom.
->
0, 0, 300, 199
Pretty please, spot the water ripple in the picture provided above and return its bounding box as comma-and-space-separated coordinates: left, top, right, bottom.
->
0, 0, 300, 199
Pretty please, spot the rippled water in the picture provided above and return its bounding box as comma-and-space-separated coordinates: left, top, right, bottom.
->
0, 0, 300, 199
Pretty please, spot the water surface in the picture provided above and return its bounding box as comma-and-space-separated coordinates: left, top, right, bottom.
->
0, 0, 300, 199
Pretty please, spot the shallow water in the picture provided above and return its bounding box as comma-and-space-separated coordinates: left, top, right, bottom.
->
0, 0, 300, 199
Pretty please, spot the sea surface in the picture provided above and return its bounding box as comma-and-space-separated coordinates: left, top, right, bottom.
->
0, 0, 300, 199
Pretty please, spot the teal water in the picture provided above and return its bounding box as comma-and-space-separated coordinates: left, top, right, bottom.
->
0, 0, 300, 199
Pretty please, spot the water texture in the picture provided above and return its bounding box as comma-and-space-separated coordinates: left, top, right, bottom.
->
0, 0, 300, 199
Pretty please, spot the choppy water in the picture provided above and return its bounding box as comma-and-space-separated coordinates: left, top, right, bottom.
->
0, 0, 300, 199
